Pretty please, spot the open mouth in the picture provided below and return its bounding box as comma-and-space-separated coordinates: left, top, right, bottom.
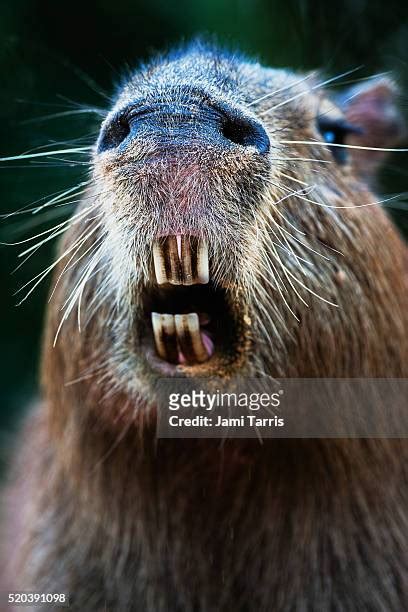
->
141, 235, 247, 371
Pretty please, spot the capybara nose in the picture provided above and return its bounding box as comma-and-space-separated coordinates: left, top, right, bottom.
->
97, 95, 270, 155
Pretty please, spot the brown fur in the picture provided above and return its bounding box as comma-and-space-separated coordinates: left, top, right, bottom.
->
2, 44, 408, 610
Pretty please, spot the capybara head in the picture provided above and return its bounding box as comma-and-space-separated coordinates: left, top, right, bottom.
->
44, 42, 407, 420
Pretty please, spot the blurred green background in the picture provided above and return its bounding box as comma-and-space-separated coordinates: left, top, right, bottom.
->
0, 0, 407, 457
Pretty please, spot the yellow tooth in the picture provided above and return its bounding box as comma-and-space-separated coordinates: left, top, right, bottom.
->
152, 242, 168, 285
174, 313, 210, 363
196, 239, 209, 284
153, 236, 209, 285
181, 236, 193, 285
151, 313, 178, 363
163, 236, 182, 285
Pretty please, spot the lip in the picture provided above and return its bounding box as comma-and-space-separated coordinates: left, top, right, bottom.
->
141, 328, 248, 378
142, 341, 216, 377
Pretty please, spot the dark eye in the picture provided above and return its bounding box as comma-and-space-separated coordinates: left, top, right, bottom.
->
317, 117, 362, 164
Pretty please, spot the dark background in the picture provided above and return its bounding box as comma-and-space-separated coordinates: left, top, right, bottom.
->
0, 0, 407, 459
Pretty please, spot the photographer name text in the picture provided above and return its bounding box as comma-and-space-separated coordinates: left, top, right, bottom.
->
168, 414, 284, 428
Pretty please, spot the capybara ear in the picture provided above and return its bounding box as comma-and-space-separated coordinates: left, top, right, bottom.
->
339, 77, 406, 180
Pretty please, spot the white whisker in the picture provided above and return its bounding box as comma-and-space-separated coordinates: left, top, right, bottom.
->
0, 147, 92, 162
281, 140, 408, 153
260, 66, 363, 116
248, 73, 316, 107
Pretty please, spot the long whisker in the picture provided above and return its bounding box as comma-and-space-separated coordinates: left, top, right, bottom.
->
1, 180, 125, 219
48, 224, 105, 301
32, 184, 91, 215
8, 209, 81, 262
32, 157, 91, 167
257, 264, 300, 320
259, 179, 345, 259
16, 221, 103, 304
290, 189, 408, 210
260, 66, 363, 116
277, 171, 309, 186
269, 156, 332, 164
17, 211, 102, 272
21, 108, 107, 124
248, 73, 316, 107
2, 203, 99, 247
324, 71, 391, 89
281, 140, 408, 153
1, 182, 90, 219
265, 218, 311, 274
54, 245, 106, 343
0, 147, 92, 162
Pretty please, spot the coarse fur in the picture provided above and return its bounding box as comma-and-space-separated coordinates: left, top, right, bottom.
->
2, 41, 408, 611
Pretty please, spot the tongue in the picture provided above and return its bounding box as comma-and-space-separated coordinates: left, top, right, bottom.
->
201, 330, 214, 356
177, 329, 214, 364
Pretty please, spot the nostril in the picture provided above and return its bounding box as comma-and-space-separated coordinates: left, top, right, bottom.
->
221, 114, 270, 154
97, 114, 131, 153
